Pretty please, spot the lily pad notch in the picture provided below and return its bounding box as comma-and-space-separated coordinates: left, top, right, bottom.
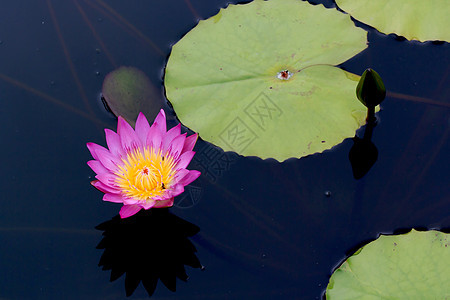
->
165, 0, 371, 161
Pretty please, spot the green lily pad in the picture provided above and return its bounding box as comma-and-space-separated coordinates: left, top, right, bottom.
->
165, 0, 369, 161
336, 0, 450, 42
102, 66, 165, 126
326, 229, 450, 299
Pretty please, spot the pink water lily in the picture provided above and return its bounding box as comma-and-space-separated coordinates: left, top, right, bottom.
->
87, 109, 201, 218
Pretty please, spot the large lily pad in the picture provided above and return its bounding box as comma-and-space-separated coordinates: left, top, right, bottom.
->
336, 0, 450, 42
326, 230, 450, 299
165, 0, 369, 161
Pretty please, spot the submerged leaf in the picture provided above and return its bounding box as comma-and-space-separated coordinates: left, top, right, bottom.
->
102, 66, 165, 126
336, 0, 450, 42
326, 230, 450, 299
165, 0, 369, 161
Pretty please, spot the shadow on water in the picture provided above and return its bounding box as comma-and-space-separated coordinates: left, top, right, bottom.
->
180, 110, 449, 297
96, 208, 203, 297
348, 120, 378, 179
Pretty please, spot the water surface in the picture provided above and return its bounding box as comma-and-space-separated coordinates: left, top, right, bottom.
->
0, 0, 449, 299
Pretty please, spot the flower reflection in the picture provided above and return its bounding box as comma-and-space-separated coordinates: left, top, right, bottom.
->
87, 109, 201, 218
96, 208, 203, 297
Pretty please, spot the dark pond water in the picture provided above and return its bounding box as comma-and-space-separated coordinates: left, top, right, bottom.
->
1, 0, 449, 299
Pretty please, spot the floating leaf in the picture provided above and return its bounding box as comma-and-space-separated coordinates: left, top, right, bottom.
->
336, 0, 450, 42
326, 229, 450, 299
165, 0, 369, 161
102, 66, 165, 126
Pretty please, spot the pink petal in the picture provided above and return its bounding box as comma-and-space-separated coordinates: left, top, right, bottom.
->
163, 124, 181, 151
162, 124, 181, 152
95, 147, 120, 172
91, 180, 120, 194
173, 168, 189, 182
135, 112, 150, 144
169, 184, 185, 197
141, 200, 156, 210
103, 193, 123, 203
119, 205, 142, 218
166, 188, 180, 199
122, 197, 140, 205
146, 121, 163, 150
86, 142, 108, 160
176, 151, 195, 169
105, 129, 123, 157
118, 116, 141, 151
153, 198, 174, 208
182, 133, 198, 153
178, 170, 201, 186
96, 173, 119, 189
149, 190, 172, 201
153, 109, 167, 133
166, 133, 186, 159
87, 160, 109, 175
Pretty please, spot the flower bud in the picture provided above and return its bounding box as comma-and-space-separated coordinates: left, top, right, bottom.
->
356, 68, 386, 108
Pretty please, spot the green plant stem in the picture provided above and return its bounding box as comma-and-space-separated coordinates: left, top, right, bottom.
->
366, 106, 376, 124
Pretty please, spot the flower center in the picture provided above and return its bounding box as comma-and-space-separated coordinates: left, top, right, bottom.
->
142, 167, 149, 175
114, 147, 176, 200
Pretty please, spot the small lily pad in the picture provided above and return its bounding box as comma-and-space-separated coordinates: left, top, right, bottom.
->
102, 66, 165, 126
336, 0, 450, 42
165, 0, 369, 161
326, 229, 450, 299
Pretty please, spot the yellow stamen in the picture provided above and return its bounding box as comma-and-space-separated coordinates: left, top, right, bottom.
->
114, 147, 176, 200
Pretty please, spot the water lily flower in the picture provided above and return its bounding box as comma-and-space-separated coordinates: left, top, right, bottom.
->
87, 110, 201, 218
